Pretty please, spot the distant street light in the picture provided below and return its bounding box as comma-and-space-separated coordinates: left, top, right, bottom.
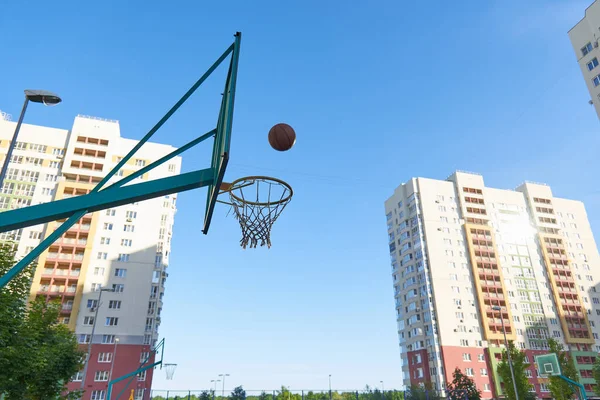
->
219, 373, 230, 397
211, 379, 221, 400
492, 305, 519, 400
380, 381, 384, 400
0, 90, 62, 190
329, 374, 332, 400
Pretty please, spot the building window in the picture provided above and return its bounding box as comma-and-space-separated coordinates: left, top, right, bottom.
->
87, 299, 98, 309
168, 164, 176, 172
114, 268, 127, 278
483, 384, 490, 392
78, 334, 91, 344
140, 351, 150, 363
108, 300, 122, 309
97, 252, 107, 260
91, 390, 106, 400
72, 371, 84, 381
83, 316, 95, 326
102, 335, 116, 344
121, 239, 132, 247
465, 368, 474, 376
117, 254, 130, 262
137, 370, 147, 381
100, 237, 110, 245
480, 368, 487, 376
94, 267, 105, 276
126, 211, 137, 219
589, 58, 600, 71
105, 209, 116, 216
98, 352, 113, 363
105, 317, 119, 326
460, 339, 469, 346
112, 284, 125, 293
463, 353, 471, 361
123, 224, 135, 232
582, 42, 594, 56
103, 223, 113, 230
478, 354, 485, 362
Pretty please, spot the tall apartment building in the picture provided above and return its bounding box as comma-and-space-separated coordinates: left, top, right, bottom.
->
385, 172, 600, 399
569, 0, 600, 120
0, 115, 181, 400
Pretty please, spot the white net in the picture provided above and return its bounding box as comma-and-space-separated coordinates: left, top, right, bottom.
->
164, 363, 177, 380
228, 176, 293, 249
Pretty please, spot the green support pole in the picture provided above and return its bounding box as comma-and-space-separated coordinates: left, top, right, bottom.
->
559, 375, 588, 400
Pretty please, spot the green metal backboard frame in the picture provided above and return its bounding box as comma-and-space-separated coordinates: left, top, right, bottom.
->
535, 353, 561, 377
0, 32, 242, 290
203, 32, 240, 234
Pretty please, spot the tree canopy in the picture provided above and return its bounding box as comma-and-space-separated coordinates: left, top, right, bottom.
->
496, 341, 535, 400
0, 243, 84, 400
446, 367, 481, 400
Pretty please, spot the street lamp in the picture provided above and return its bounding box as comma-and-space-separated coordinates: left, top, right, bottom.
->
492, 305, 519, 400
0, 90, 62, 189
80, 288, 114, 389
329, 374, 332, 400
211, 379, 221, 400
108, 337, 119, 384
219, 373, 230, 397
380, 381, 385, 400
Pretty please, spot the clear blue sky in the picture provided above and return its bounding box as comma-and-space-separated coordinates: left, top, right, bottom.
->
1, 0, 599, 393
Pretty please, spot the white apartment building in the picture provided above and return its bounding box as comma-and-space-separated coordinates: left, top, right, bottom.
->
385, 171, 600, 398
0, 115, 181, 400
569, 0, 600, 119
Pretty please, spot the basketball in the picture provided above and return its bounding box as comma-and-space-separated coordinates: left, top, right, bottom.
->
268, 123, 296, 151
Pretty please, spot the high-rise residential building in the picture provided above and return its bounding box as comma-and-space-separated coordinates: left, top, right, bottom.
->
385, 171, 600, 399
569, 0, 600, 120
0, 115, 181, 400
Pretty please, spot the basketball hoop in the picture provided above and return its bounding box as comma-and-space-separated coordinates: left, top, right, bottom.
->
164, 363, 177, 380
222, 176, 293, 249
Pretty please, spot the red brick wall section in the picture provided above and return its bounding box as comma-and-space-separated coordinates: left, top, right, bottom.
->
407, 349, 431, 386
67, 343, 155, 400
440, 346, 494, 399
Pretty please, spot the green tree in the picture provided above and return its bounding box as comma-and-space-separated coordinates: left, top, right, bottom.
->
547, 338, 578, 400
496, 341, 535, 400
0, 243, 84, 400
383, 391, 403, 400
446, 368, 481, 400
199, 391, 212, 400
232, 386, 247, 400
405, 385, 441, 400
257, 392, 271, 400
593, 358, 600, 396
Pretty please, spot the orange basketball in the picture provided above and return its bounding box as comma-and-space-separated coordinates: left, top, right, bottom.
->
268, 123, 296, 151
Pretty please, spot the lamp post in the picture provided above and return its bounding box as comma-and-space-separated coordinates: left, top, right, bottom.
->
80, 288, 114, 389
492, 305, 519, 400
328, 374, 332, 400
108, 337, 119, 384
0, 90, 62, 190
211, 379, 221, 400
380, 381, 384, 400
219, 373, 230, 397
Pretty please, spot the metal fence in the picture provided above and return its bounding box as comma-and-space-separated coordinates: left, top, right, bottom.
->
150, 389, 405, 400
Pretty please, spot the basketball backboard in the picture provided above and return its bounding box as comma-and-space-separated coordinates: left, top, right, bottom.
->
535, 353, 561, 377
203, 32, 241, 234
